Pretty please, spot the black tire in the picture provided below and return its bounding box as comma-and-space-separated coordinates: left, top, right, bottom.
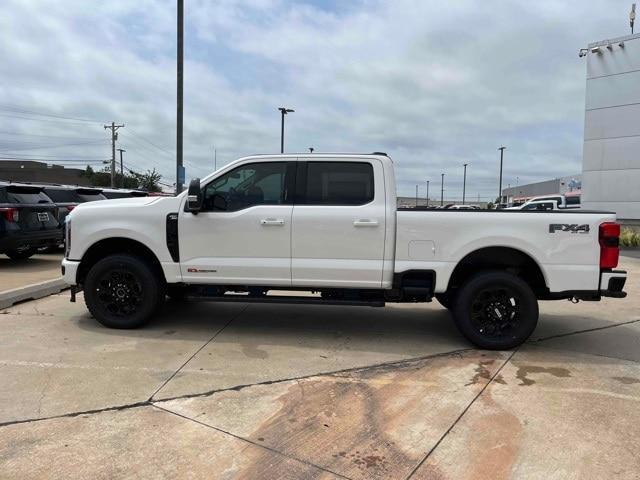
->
5, 248, 35, 260
452, 271, 538, 350
84, 254, 164, 329
435, 292, 454, 310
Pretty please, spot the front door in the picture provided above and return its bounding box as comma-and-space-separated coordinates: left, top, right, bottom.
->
291, 159, 386, 288
179, 161, 295, 286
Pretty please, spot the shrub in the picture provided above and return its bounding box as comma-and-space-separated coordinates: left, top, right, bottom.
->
620, 227, 640, 248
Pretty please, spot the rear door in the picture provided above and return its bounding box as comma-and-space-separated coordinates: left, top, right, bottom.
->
291, 158, 386, 288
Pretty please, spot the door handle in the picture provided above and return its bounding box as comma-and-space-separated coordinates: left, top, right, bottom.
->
261, 218, 285, 226
353, 219, 379, 227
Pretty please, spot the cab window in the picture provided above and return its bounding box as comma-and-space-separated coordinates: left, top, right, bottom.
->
201, 162, 288, 212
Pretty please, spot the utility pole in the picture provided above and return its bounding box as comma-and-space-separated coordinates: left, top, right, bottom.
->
415, 184, 419, 207
426, 180, 430, 207
462, 163, 468, 205
498, 146, 506, 205
104, 122, 124, 188
213, 146, 217, 171
117, 148, 126, 187
440, 173, 445, 206
278, 107, 294, 153
176, 0, 184, 194
631, 3, 636, 34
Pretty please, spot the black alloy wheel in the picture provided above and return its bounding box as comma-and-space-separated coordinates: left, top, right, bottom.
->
84, 254, 164, 329
453, 271, 538, 350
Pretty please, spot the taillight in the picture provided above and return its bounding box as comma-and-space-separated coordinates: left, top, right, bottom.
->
599, 222, 620, 269
0, 207, 19, 222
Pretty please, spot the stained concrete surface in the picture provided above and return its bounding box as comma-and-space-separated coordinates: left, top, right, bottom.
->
0, 256, 638, 479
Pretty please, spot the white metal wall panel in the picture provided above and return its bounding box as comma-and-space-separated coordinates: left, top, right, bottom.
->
585, 70, 640, 110
583, 136, 640, 172
584, 103, 640, 140
587, 36, 640, 79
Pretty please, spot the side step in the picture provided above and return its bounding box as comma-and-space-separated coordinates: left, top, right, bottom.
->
184, 294, 385, 307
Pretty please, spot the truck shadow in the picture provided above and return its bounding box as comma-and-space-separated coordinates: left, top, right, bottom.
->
76, 300, 471, 356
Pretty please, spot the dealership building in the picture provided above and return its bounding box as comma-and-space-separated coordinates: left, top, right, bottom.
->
501, 175, 582, 206
581, 32, 640, 222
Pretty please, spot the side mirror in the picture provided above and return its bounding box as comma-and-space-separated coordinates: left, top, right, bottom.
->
186, 178, 202, 214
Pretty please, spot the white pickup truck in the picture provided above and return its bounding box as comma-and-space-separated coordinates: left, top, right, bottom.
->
61, 153, 627, 349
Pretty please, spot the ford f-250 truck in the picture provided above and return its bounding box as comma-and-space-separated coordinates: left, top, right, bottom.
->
61, 153, 627, 349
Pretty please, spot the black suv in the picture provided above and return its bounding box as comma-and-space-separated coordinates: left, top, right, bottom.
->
41, 185, 107, 228
0, 182, 62, 259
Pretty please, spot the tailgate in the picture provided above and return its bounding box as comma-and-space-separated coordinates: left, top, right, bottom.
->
17, 203, 60, 232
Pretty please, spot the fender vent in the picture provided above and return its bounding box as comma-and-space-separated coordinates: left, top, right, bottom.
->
166, 212, 179, 262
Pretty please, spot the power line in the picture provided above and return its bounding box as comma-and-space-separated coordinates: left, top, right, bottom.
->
127, 128, 173, 156
0, 140, 108, 151
0, 105, 102, 123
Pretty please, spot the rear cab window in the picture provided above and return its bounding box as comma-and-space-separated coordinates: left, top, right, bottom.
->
301, 162, 375, 205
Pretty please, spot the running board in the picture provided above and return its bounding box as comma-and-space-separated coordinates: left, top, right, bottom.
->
184, 294, 385, 307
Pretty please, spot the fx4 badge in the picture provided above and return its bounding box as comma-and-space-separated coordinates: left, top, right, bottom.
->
549, 224, 590, 234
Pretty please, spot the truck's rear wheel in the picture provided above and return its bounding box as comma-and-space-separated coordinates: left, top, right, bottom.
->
452, 271, 538, 350
84, 254, 163, 329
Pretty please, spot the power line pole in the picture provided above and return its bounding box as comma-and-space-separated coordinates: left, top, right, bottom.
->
213, 146, 217, 171
440, 173, 445, 206
462, 163, 468, 205
104, 122, 124, 187
176, 0, 184, 194
117, 148, 126, 187
415, 184, 418, 207
498, 146, 506, 205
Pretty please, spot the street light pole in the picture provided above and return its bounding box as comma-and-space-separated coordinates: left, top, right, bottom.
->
426, 180, 430, 207
176, 0, 184, 194
498, 146, 506, 205
462, 163, 468, 205
440, 173, 445, 206
117, 148, 126, 187
278, 107, 294, 153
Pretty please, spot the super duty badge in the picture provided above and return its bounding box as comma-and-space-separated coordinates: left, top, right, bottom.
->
549, 224, 590, 234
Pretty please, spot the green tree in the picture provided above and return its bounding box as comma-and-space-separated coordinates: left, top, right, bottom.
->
132, 168, 162, 192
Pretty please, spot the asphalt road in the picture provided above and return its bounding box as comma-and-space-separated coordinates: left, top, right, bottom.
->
0, 256, 638, 479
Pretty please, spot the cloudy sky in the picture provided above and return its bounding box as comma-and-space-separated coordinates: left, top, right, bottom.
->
0, 0, 633, 198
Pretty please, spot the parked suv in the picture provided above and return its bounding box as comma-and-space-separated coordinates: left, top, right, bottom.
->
41, 185, 107, 228
0, 182, 62, 259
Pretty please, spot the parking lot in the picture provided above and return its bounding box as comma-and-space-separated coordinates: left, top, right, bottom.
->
0, 254, 638, 479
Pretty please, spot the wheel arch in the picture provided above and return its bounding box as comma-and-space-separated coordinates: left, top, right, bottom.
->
77, 237, 166, 285
447, 246, 548, 297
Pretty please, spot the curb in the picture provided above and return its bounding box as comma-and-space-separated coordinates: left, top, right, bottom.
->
0, 278, 68, 310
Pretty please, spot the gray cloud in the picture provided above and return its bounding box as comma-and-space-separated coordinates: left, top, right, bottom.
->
0, 0, 629, 198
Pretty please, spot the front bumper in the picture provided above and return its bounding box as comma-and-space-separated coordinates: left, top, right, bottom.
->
61, 258, 80, 286
600, 269, 627, 298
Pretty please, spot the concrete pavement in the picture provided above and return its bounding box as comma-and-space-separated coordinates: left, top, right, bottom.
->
0, 253, 66, 309
0, 256, 638, 479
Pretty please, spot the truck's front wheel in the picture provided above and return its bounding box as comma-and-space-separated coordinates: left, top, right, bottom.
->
84, 254, 164, 329
452, 271, 538, 350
